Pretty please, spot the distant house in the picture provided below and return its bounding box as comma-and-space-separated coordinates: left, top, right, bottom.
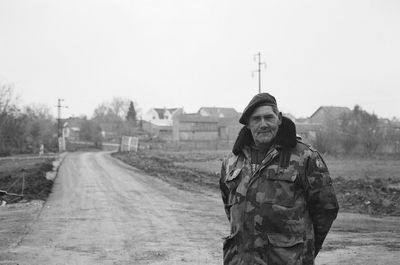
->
141, 120, 173, 141
217, 116, 242, 141
141, 107, 183, 140
173, 114, 219, 141
308, 106, 351, 125
198, 107, 239, 118
62, 117, 85, 141
142, 108, 183, 126
292, 107, 351, 144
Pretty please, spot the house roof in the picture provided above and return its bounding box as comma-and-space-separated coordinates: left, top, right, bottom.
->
153, 108, 179, 119
63, 117, 85, 128
309, 106, 351, 120
198, 107, 239, 118
177, 113, 219, 123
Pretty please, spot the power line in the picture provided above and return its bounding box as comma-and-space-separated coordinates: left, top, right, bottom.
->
252, 52, 267, 94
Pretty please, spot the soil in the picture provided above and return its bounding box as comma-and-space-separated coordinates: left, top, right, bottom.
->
0, 157, 55, 203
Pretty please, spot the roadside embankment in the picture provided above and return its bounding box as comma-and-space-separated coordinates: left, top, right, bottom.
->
0, 155, 56, 203
113, 150, 400, 217
0, 153, 66, 252
112, 151, 219, 193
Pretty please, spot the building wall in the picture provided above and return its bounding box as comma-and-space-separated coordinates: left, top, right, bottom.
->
63, 127, 80, 141
142, 120, 160, 135
179, 131, 219, 141
158, 129, 173, 141
173, 119, 219, 142
142, 120, 173, 141
219, 124, 242, 140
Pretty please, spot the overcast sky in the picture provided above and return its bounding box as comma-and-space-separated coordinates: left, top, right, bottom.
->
0, 0, 399, 119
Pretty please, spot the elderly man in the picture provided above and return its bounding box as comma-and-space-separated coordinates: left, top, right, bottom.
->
220, 93, 339, 265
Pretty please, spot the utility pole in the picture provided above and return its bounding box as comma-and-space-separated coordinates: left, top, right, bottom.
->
56, 98, 68, 138
252, 52, 267, 93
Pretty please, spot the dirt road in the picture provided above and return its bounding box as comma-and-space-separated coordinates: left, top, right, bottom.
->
1, 151, 400, 264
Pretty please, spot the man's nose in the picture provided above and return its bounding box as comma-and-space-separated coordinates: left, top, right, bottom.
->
260, 118, 268, 127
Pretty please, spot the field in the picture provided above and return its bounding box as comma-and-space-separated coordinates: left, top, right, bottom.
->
172, 153, 400, 180
113, 149, 400, 216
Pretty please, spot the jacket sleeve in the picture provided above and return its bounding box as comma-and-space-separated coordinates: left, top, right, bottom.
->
304, 151, 339, 257
219, 158, 231, 221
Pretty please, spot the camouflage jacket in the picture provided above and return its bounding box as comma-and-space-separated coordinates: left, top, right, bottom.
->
220, 120, 339, 265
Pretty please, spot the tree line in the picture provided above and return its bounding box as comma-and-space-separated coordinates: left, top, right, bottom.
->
0, 84, 138, 156
0, 84, 58, 155
1, 82, 398, 157
312, 105, 400, 156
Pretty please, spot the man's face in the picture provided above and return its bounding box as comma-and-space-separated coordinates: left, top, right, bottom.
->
247, 105, 281, 146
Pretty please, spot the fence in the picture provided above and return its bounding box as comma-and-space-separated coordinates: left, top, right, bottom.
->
120, 136, 139, 152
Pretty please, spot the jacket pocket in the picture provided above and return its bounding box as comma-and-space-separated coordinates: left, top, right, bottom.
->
266, 233, 304, 265
258, 168, 299, 207
266, 167, 299, 182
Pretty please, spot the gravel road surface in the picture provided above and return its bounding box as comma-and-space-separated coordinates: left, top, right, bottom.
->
1, 152, 228, 264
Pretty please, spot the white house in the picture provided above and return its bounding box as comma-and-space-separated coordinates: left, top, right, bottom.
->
142, 107, 183, 126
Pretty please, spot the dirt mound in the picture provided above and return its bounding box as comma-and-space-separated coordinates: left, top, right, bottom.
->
112, 152, 218, 192
333, 177, 400, 216
0, 159, 54, 203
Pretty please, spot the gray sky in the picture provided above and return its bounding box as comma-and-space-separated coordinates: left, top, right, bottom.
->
0, 0, 399, 119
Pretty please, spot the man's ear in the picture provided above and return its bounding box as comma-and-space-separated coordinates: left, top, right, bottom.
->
278, 112, 283, 126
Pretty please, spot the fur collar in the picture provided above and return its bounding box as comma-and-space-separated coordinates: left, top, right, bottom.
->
232, 116, 297, 156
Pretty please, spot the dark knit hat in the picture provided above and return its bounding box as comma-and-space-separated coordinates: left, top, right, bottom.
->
239, 93, 278, 125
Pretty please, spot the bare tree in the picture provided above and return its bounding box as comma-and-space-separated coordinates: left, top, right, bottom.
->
110, 97, 130, 119
0, 83, 18, 114
24, 103, 53, 120
92, 97, 141, 123
92, 103, 122, 123
340, 105, 382, 156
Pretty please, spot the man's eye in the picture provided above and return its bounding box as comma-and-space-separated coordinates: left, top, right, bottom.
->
263, 116, 274, 121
